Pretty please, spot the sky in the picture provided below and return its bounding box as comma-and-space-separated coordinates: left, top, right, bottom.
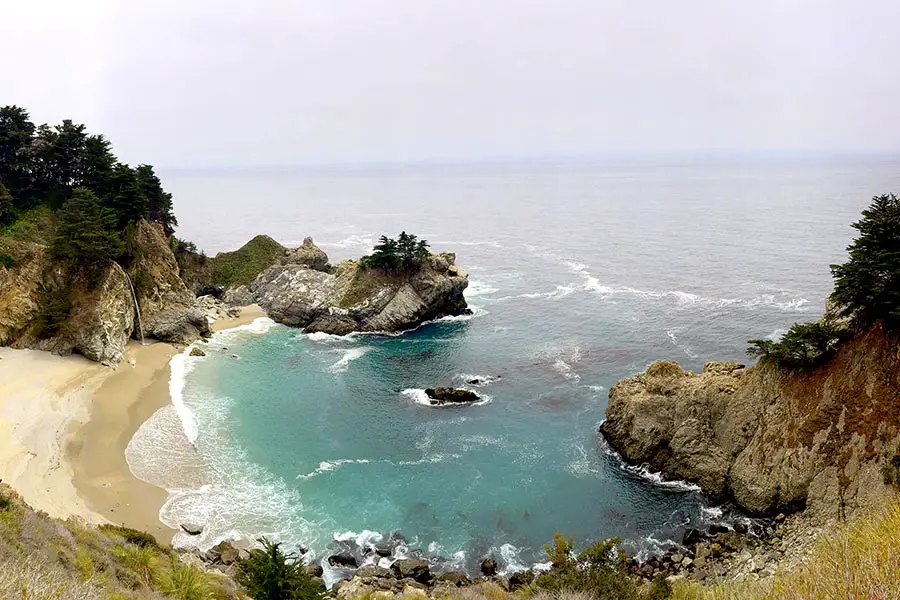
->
2, 0, 900, 167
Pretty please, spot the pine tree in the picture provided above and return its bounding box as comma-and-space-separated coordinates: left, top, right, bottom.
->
830, 193, 900, 331
235, 538, 324, 600
53, 188, 125, 262
0, 179, 13, 225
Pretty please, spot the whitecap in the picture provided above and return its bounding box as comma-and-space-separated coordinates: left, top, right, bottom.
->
306, 331, 350, 343
466, 281, 500, 297
333, 529, 384, 549
455, 373, 500, 386
297, 459, 373, 480
216, 317, 278, 337
327, 347, 372, 372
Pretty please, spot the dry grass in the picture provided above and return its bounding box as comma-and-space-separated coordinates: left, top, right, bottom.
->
0, 558, 102, 600
673, 498, 900, 600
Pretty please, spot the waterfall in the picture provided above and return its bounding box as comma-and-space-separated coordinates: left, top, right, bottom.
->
112, 261, 145, 345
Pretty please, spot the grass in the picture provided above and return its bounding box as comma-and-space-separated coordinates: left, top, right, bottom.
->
672, 497, 900, 600
209, 234, 285, 288
99, 524, 160, 550
113, 544, 161, 586
0, 559, 102, 600
154, 559, 226, 600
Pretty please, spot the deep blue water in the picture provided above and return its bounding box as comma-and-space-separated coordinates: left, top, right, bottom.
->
127, 156, 900, 577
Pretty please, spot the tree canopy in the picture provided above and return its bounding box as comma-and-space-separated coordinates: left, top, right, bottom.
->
53, 188, 125, 263
830, 193, 900, 332
360, 231, 430, 272
0, 105, 178, 236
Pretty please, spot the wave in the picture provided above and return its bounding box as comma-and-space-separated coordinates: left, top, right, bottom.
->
318, 234, 376, 250
401, 388, 492, 407
597, 432, 702, 492
327, 347, 373, 372
297, 454, 460, 481
565, 262, 811, 311
306, 331, 351, 343
169, 352, 200, 445
466, 280, 500, 297
454, 373, 500, 386
666, 329, 699, 360
297, 459, 373, 481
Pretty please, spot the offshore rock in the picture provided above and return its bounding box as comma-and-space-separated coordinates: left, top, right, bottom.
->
424, 387, 480, 405
280, 236, 330, 272
226, 247, 469, 334
601, 328, 900, 520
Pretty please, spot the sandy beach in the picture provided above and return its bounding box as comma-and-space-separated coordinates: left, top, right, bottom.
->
0, 304, 266, 543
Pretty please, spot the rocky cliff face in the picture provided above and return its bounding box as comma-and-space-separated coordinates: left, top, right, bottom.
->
225, 242, 469, 334
601, 326, 900, 522
128, 220, 210, 344
0, 219, 208, 365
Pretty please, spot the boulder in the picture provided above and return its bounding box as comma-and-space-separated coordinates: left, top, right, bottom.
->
424, 387, 480, 406
435, 571, 470, 587
390, 559, 430, 583
356, 565, 393, 579
206, 541, 239, 565
374, 544, 393, 558
180, 523, 203, 536
508, 570, 534, 589
682, 528, 704, 546
190, 347, 206, 357
304, 563, 324, 578
328, 553, 359, 568
480, 557, 498, 577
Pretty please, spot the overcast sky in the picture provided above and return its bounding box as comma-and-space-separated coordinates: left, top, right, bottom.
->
3, 0, 899, 167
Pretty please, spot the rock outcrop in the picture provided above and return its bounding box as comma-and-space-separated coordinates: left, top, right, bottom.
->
600, 326, 900, 521
128, 220, 210, 344
225, 242, 469, 334
0, 219, 208, 365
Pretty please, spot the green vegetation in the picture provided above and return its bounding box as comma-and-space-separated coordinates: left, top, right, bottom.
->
521, 533, 644, 600
53, 188, 125, 263
98, 524, 160, 549
747, 193, 899, 369
0, 204, 56, 245
830, 193, 900, 332
209, 234, 286, 287
0, 252, 12, 268
747, 321, 843, 369
360, 232, 430, 273
35, 285, 73, 339
0, 104, 179, 261
235, 537, 325, 600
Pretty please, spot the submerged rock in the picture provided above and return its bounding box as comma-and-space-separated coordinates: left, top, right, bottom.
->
424, 387, 480, 405
190, 347, 206, 357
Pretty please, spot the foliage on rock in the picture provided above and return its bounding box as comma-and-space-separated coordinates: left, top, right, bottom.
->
360, 232, 430, 273
235, 537, 324, 600
746, 321, 843, 369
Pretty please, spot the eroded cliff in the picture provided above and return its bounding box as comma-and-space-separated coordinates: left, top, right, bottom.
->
600, 326, 900, 521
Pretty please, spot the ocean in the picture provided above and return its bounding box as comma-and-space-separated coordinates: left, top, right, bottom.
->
126, 156, 900, 579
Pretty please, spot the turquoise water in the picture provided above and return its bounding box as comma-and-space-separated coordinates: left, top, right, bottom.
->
129, 157, 900, 575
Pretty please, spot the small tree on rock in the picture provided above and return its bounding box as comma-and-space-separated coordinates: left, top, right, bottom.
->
235, 537, 324, 600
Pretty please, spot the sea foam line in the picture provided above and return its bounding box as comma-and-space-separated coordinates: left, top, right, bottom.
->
597, 427, 702, 492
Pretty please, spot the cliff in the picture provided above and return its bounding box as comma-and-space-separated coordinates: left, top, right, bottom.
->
224, 240, 470, 334
600, 325, 900, 521
0, 219, 209, 365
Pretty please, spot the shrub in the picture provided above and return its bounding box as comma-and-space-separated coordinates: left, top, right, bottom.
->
235, 537, 325, 600
747, 321, 843, 370
99, 524, 160, 550
0, 252, 13, 268
35, 285, 73, 339
527, 533, 642, 600
830, 193, 900, 332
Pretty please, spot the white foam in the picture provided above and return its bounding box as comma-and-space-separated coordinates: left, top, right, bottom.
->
297, 459, 373, 480
666, 329, 699, 360
455, 373, 500, 386
169, 351, 200, 444
217, 317, 278, 336
319, 234, 376, 249
306, 331, 350, 343
333, 529, 384, 549
466, 281, 500, 297
598, 433, 702, 492
497, 543, 528, 575
327, 347, 372, 372
401, 388, 492, 408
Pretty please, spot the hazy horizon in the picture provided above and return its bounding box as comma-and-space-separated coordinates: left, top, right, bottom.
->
4, 1, 900, 169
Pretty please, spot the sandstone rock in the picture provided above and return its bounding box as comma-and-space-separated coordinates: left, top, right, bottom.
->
435, 571, 470, 586
424, 387, 480, 406
390, 559, 430, 583
228, 250, 469, 335
190, 347, 206, 357
480, 557, 498, 576
357, 565, 393, 579
601, 327, 900, 519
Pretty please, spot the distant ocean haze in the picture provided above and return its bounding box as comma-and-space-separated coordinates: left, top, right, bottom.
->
127, 156, 900, 574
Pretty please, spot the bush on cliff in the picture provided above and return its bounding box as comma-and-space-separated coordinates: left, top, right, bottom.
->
830, 193, 900, 332
0, 179, 12, 225
360, 231, 430, 273
524, 533, 646, 600
235, 537, 324, 600
747, 321, 843, 369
